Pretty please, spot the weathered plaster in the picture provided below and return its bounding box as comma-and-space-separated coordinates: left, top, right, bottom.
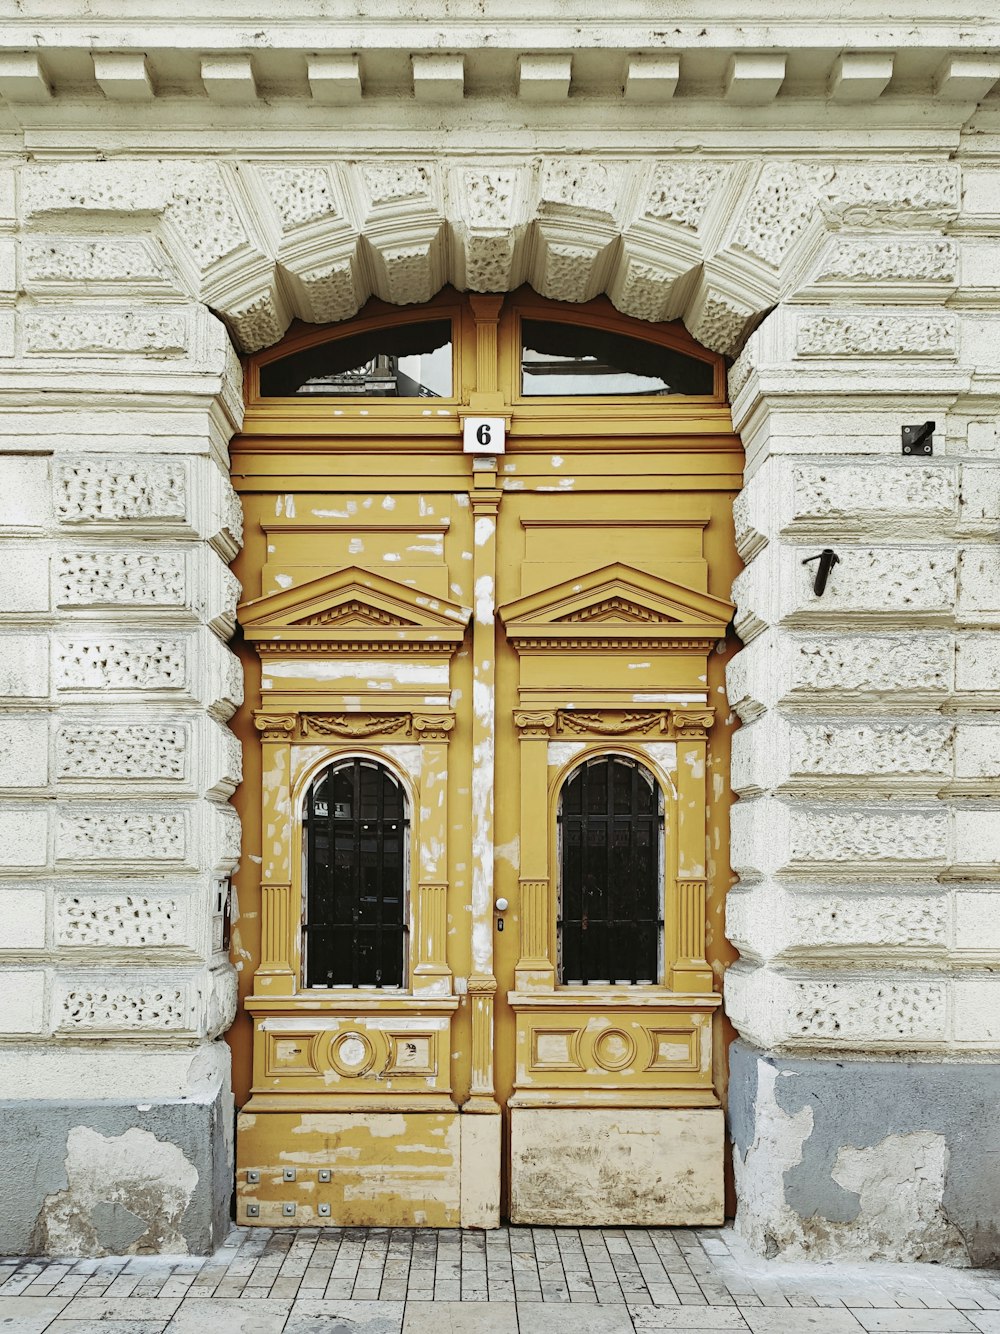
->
730, 1042, 1000, 1266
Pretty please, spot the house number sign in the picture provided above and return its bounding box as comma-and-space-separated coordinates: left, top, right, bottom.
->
462, 416, 506, 455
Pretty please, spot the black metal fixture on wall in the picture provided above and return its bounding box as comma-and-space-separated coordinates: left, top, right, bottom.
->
803, 548, 840, 596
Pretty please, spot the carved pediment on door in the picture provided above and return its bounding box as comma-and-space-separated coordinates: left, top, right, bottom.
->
498, 563, 733, 652
238, 566, 471, 656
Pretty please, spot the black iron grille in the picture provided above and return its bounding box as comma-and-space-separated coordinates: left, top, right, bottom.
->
303, 758, 408, 988
557, 755, 664, 985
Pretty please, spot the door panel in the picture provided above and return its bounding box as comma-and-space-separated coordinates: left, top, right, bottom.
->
228, 288, 742, 1227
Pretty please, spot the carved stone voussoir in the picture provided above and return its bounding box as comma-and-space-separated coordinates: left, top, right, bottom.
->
514, 710, 556, 738
301, 712, 412, 739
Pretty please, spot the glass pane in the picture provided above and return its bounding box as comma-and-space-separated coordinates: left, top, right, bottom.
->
559, 756, 663, 985
304, 758, 409, 988
521, 319, 714, 397
261, 320, 452, 398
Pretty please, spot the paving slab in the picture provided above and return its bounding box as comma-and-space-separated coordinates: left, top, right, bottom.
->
287, 1299, 405, 1333
402, 1300, 517, 1333
0, 1296, 72, 1332
165, 1297, 292, 1333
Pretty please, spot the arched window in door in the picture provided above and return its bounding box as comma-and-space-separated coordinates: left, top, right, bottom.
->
557, 755, 664, 986
303, 758, 409, 989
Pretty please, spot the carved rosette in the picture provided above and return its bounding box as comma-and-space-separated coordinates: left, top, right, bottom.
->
514, 711, 556, 739
253, 712, 296, 742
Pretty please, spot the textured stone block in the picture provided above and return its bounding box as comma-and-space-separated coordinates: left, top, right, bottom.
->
725, 963, 948, 1049
956, 632, 1000, 698
727, 631, 952, 719
731, 713, 952, 794
731, 797, 949, 878
736, 460, 958, 555
734, 545, 956, 640
727, 883, 948, 962
0, 716, 49, 787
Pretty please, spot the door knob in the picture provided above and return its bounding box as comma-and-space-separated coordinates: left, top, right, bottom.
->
495, 898, 509, 912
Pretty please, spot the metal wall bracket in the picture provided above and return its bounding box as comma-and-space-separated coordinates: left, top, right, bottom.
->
802, 548, 841, 596
902, 422, 935, 455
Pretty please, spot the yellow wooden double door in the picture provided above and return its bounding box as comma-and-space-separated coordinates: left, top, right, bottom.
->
228, 289, 742, 1227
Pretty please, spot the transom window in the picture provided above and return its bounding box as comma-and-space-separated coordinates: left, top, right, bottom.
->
260, 320, 452, 398
303, 758, 408, 989
520, 319, 714, 397
557, 755, 664, 986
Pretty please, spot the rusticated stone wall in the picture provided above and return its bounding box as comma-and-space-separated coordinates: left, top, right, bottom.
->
0, 137, 998, 1257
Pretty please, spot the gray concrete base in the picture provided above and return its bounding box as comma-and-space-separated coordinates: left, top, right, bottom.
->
0, 1062, 233, 1256
728, 1040, 1000, 1267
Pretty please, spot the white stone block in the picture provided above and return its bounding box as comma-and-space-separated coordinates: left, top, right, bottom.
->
0, 888, 46, 949
956, 632, 1000, 698
92, 52, 155, 101
732, 715, 952, 795
958, 548, 1000, 623
953, 810, 1000, 871
0, 54, 51, 103
201, 56, 258, 103
0, 809, 48, 867
0, 544, 50, 612
828, 52, 893, 102
307, 55, 362, 104
959, 464, 1000, 527
0, 717, 49, 787
624, 55, 679, 102
954, 892, 1000, 954
733, 545, 956, 641
727, 882, 948, 962
0, 635, 50, 699
727, 631, 953, 721
518, 55, 571, 101
954, 724, 1000, 782
0, 457, 50, 528
953, 975, 1000, 1045
934, 54, 1000, 101
726, 53, 786, 104
412, 54, 464, 102
732, 797, 949, 878
0, 971, 46, 1033
726, 961, 947, 1049
965, 421, 999, 455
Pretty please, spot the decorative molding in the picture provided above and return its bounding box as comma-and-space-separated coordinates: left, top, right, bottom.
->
672, 709, 716, 738
56, 639, 187, 691
253, 712, 297, 741
55, 458, 187, 525
412, 714, 456, 743
557, 710, 669, 736
796, 314, 958, 359
300, 712, 412, 739
514, 710, 556, 738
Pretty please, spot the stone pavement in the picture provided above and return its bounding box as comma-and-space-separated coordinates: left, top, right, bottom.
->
2, 1225, 1000, 1333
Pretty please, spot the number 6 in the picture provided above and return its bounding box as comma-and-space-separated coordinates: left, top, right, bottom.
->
476, 422, 492, 447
